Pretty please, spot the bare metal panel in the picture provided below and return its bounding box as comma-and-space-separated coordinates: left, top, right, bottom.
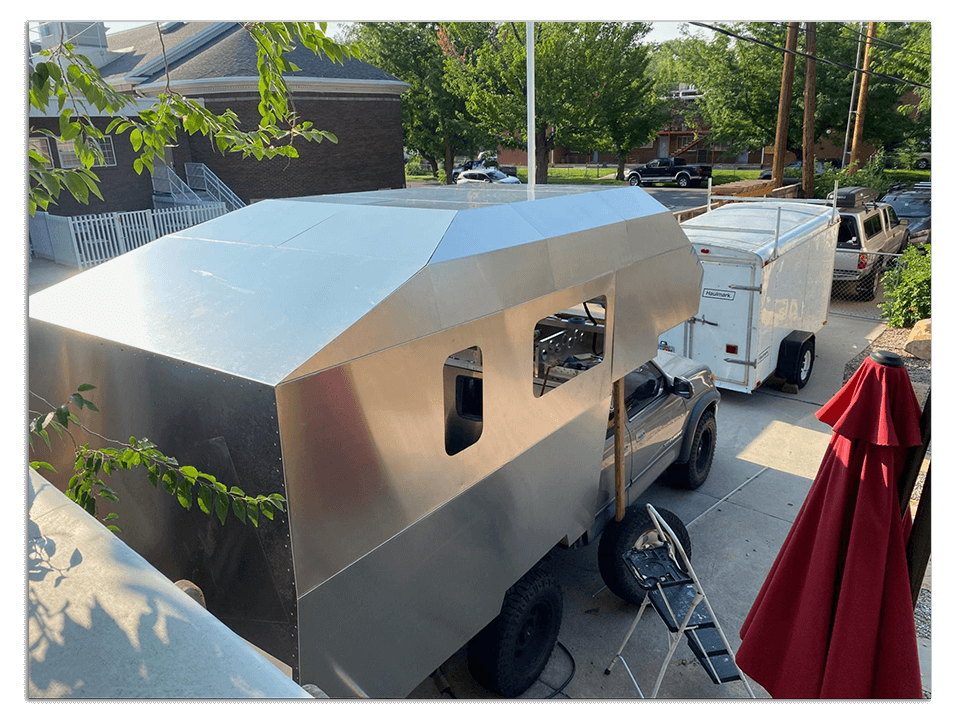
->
29, 185, 704, 698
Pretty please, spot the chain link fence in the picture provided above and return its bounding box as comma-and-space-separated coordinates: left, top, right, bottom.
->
829, 248, 903, 321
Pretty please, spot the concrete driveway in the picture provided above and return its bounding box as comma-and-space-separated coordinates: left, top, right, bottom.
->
408, 313, 929, 699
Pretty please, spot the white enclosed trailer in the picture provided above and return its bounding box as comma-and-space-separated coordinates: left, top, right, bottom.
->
659, 200, 839, 393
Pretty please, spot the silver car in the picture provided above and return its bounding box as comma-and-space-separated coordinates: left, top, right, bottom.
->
456, 167, 522, 185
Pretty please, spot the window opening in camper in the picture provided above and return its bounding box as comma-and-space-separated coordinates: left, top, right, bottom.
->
533, 296, 607, 397
444, 346, 483, 456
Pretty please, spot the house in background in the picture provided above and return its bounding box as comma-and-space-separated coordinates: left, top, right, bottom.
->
29, 22, 409, 218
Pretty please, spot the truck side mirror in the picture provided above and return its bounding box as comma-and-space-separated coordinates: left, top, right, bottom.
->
673, 377, 694, 399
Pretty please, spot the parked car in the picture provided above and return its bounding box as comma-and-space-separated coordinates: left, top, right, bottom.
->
881, 182, 931, 244
625, 157, 712, 188
456, 167, 522, 185
451, 158, 487, 181
758, 160, 824, 180
828, 186, 910, 301
595, 349, 720, 605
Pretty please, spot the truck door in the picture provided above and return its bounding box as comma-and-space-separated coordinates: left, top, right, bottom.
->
690, 261, 757, 389
622, 362, 684, 498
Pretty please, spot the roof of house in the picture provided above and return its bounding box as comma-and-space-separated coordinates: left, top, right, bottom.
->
100, 22, 404, 91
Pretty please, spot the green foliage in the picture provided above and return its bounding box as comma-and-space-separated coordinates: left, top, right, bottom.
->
28, 22, 353, 214
814, 152, 894, 198
880, 244, 931, 328
29, 385, 285, 532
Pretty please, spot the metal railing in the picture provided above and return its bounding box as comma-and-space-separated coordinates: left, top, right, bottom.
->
151, 164, 207, 205
184, 162, 245, 212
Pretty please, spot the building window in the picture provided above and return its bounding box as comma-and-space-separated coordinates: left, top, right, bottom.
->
444, 346, 483, 456
533, 296, 606, 397
29, 137, 53, 168
56, 136, 117, 169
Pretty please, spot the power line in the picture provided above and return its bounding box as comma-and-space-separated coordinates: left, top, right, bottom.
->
765, 20, 931, 59
690, 22, 930, 90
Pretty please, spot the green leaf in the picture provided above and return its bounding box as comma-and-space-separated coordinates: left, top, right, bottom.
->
232, 497, 247, 524
161, 469, 178, 495
105, 513, 119, 521
176, 480, 193, 510
197, 484, 213, 515
30, 461, 57, 473
76, 383, 96, 392
180, 465, 199, 480
215, 490, 230, 525
107, 525, 121, 534
246, 500, 260, 528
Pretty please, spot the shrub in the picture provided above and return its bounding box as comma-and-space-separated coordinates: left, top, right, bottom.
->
880, 244, 931, 328
814, 152, 895, 199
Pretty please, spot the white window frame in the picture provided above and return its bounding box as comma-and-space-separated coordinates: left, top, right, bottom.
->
29, 137, 53, 167
56, 136, 117, 169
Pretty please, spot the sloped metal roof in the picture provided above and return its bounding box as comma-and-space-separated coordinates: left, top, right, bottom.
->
29, 186, 687, 386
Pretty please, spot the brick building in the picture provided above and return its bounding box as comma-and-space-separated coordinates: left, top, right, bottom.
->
29, 22, 409, 216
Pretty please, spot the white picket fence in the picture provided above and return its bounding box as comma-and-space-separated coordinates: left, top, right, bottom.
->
31, 204, 228, 269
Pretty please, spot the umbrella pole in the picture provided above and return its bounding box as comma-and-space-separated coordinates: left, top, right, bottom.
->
906, 465, 931, 606
895, 393, 931, 608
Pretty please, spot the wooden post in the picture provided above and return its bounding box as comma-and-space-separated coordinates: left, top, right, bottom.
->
772, 22, 800, 187
802, 23, 817, 198
849, 22, 877, 171
613, 377, 626, 522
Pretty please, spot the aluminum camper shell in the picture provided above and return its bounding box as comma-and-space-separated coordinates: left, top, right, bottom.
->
29, 185, 702, 698
658, 201, 839, 393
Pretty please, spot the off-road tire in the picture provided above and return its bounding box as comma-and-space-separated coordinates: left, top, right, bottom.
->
597, 506, 691, 606
467, 566, 563, 697
669, 411, 717, 490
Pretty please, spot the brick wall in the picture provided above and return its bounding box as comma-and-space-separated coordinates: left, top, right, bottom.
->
31, 91, 406, 216
178, 93, 406, 202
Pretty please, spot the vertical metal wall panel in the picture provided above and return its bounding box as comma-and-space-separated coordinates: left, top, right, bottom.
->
29, 186, 706, 698
28, 319, 298, 670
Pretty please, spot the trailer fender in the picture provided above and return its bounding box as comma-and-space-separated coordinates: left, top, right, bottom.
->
677, 389, 721, 464
777, 330, 816, 387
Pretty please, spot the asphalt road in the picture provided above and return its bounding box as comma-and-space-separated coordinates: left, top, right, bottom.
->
643, 185, 711, 213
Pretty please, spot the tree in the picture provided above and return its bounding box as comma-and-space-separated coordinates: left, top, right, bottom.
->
441, 22, 624, 184
658, 22, 930, 160
349, 22, 494, 183
560, 23, 666, 180
28, 22, 353, 215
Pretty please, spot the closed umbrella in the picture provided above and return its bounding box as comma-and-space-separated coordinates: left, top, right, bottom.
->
736, 350, 923, 698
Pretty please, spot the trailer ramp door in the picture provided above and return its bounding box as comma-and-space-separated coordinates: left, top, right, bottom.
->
691, 261, 756, 390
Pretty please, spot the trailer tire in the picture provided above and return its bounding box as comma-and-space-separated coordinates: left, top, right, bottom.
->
794, 340, 815, 389
467, 565, 563, 697
597, 506, 691, 606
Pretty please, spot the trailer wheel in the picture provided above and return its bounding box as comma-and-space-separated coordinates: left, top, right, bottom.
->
467, 565, 563, 697
794, 340, 815, 389
597, 506, 691, 606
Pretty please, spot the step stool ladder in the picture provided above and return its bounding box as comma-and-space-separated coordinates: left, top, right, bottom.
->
603, 504, 756, 698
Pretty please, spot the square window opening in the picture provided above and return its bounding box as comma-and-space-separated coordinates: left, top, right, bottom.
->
533, 296, 606, 397
444, 346, 483, 456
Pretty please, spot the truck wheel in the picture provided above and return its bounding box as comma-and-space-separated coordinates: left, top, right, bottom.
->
669, 411, 716, 490
628, 175, 640, 186
856, 267, 881, 301
677, 174, 691, 188
597, 506, 691, 606
467, 565, 562, 697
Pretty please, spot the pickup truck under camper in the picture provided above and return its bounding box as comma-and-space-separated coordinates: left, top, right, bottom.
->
659, 199, 840, 393
29, 185, 708, 698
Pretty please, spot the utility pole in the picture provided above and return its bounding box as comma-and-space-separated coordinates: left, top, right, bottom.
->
841, 22, 865, 169
771, 22, 800, 187
849, 22, 877, 172
802, 23, 817, 198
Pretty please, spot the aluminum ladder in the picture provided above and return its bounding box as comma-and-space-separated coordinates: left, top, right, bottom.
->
603, 504, 756, 698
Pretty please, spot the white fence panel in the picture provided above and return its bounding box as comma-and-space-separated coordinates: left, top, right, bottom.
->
64, 204, 228, 268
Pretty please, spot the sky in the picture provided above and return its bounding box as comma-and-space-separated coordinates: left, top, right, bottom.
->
98, 21, 702, 42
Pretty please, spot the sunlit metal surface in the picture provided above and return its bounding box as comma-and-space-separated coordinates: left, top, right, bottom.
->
29, 185, 702, 698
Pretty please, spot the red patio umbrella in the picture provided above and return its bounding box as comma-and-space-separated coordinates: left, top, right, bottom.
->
736, 350, 923, 698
